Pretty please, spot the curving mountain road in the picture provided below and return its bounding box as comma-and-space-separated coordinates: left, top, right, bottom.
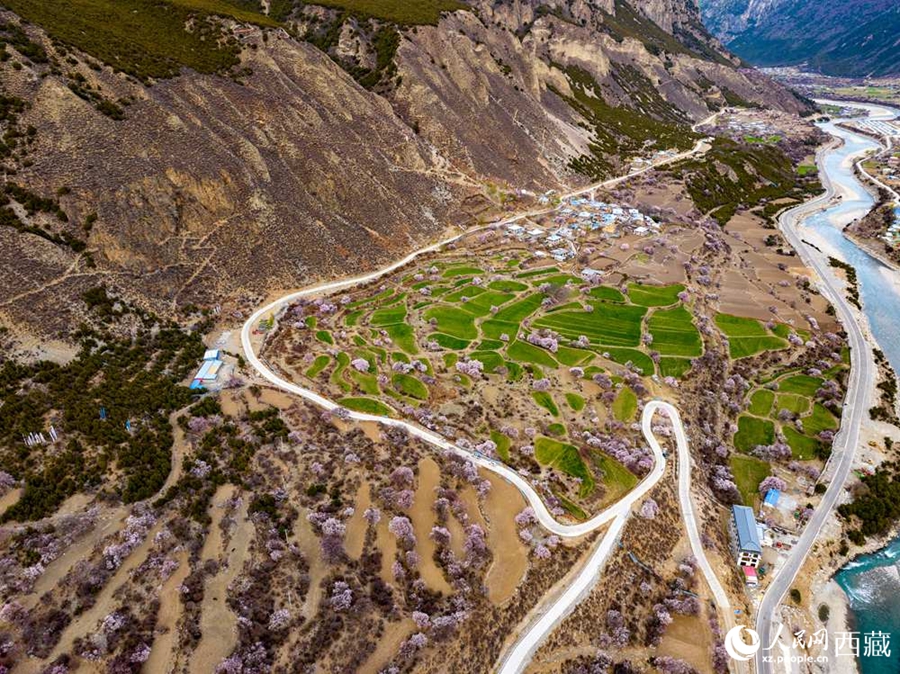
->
754, 101, 888, 674
239, 112, 727, 671
495, 402, 734, 673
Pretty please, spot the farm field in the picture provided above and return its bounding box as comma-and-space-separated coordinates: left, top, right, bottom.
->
715, 313, 788, 358
264, 210, 832, 519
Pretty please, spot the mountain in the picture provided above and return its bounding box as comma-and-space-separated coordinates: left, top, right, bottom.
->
0, 0, 808, 349
699, 0, 900, 77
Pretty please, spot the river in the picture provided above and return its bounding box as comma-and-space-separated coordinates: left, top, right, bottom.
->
806, 103, 900, 674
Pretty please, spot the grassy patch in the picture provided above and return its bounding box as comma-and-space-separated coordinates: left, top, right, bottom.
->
601, 348, 655, 375
423, 305, 477, 340
330, 352, 352, 392
534, 437, 594, 497
588, 286, 626, 302
647, 306, 702, 357
715, 313, 788, 358
627, 283, 684, 307
349, 370, 380, 395
612, 387, 638, 422
734, 415, 775, 452
468, 350, 505, 373
555, 345, 594, 366
428, 333, 470, 350
339, 397, 394, 416
802, 403, 838, 436
492, 293, 545, 322
442, 264, 483, 277
305, 355, 331, 378
547, 422, 567, 436
516, 266, 559, 278
3, 0, 276, 82
730, 455, 770, 506
391, 373, 429, 400
658, 357, 692, 378
591, 452, 638, 505
488, 280, 529, 292
370, 305, 407, 326
534, 302, 646, 347
490, 430, 512, 462
507, 340, 558, 368
748, 389, 775, 416
778, 374, 823, 396
385, 323, 418, 354
565, 392, 586, 411
532, 391, 560, 416
775, 393, 810, 415
783, 427, 821, 460
316, 330, 334, 345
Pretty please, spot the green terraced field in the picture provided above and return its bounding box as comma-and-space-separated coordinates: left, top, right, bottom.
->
715, 314, 788, 358
385, 324, 419, 354
627, 283, 684, 307
602, 348, 655, 374
734, 415, 775, 452
370, 305, 407, 326
507, 340, 558, 368
647, 306, 702, 357
516, 267, 559, 278
428, 333, 470, 349
493, 293, 544, 322
423, 305, 478, 340
748, 389, 775, 416
305, 355, 331, 378
490, 430, 512, 461
442, 265, 483, 277
340, 397, 395, 416
730, 455, 770, 506
534, 437, 594, 497
588, 286, 626, 302
591, 452, 638, 505
612, 387, 638, 422
778, 374, 823, 396
487, 279, 528, 293
532, 391, 560, 416
775, 393, 809, 415
801, 403, 838, 436
783, 427, 820, 460
565, 392, 586, 411
392, 373, 429, 400
658, 357, 692, 378
534, 302, 646, 346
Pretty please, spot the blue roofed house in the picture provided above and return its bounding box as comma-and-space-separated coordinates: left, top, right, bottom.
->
762, 489, 781, 508
730, 505, 762, 568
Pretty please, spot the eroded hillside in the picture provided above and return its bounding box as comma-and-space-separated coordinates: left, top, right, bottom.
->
0, 0, 809, 355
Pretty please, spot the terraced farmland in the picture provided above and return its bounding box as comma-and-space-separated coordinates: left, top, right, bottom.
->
715, 313, 788, 358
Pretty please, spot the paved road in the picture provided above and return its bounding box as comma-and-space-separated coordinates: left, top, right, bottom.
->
754, 102, 885, 673
496, 402, 733, 673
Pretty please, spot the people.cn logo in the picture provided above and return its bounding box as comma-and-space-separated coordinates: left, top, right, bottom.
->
725, 625, 761, 661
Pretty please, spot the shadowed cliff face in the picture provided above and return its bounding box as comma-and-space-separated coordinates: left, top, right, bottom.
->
0, 1, 808, 346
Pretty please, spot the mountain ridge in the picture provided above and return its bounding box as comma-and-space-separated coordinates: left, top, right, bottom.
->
0, 0, 809, 349
700, 0, 900, 77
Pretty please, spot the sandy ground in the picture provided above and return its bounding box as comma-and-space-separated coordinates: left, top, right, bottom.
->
144, 551, 191, 674
410, 458, 453, 594
193, 486, 253, 672
483, 471, 529, 605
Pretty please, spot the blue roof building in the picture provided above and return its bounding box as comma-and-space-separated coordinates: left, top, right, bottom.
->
763, 489, 781, 508
730, 505, 762, 568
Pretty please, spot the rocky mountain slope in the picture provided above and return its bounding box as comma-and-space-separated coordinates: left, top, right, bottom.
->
0, 0, 809, 350
700, 0, 900, 77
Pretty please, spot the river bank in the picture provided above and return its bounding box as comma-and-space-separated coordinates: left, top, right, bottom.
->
797, 102, 900, 674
